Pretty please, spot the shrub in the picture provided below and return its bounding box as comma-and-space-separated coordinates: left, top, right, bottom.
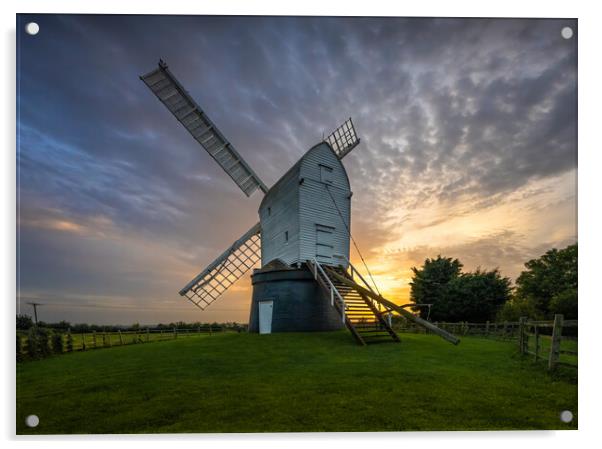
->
66, 330, 74, 352
52, 332, 64, 354
37, 328, 52, 357
16, 334, 24, 362
16, 314, 34, 330
27, 328, 39, 359
497, 298, 538, 321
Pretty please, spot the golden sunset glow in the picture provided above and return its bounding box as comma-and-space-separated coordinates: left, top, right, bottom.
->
17, 16, 576, 325
348, 170, 576, 305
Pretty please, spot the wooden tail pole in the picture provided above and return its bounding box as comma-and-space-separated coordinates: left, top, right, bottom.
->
326, 269, 460, 345
394, 306, 460, 345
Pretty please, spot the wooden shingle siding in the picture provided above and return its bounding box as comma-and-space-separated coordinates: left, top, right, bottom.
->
259, 163, 301, 266
259, 142, 351, 269
299, 143, 351, 268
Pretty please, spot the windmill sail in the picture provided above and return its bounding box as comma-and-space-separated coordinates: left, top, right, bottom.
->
324, 118, 360, 159
140, 60, 268, 197
179, 223, 261, 310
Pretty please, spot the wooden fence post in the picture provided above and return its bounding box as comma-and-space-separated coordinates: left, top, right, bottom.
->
518, 317, 526, 354
146, 328, 150, 342
209, 325, 213, 336
548, 314, 564, 371
108, 332, 112, 347
160, 329, 164, 340
485, 321, 490, 336
173, 327, 177, 339
82, 333, 86, 351
93, 331, 97, 348
102, 332, 106, 347
118, 330, 123, 345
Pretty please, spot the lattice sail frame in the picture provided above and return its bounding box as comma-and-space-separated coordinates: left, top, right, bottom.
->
179, 223, 261, 310
324, 118, 360, 159
140, 60, 268, 197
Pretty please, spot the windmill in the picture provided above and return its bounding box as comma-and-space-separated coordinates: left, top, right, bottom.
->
140, 60, 459, 346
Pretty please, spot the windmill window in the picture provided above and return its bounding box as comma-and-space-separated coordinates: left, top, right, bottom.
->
285, 231, 289, 243
267, 207, 271, 216
320, 164, 334, 184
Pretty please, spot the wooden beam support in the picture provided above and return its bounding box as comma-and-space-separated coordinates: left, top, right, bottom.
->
325, 269, 460, 345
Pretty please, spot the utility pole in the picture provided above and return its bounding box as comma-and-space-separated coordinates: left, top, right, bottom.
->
27, 302, 42, 326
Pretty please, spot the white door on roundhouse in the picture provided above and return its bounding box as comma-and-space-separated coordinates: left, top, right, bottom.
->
258, 300, 274, 334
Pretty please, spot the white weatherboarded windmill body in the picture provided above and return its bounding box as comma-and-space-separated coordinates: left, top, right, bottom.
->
141, 60, 459, 346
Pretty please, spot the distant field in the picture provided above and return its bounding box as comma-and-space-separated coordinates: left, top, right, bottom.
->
16, 331, 577, 434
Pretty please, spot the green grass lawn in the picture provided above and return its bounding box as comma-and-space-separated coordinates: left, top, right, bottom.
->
16, 331, 577, 434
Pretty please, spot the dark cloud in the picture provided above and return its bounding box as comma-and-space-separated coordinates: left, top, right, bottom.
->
17, 15, 577, 323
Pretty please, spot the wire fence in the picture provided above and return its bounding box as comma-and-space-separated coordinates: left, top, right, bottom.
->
16, 326, 234, 362
393, 315, 577, 371
393, 320, 522, 340
518, 315, 577, 370
17, 317, 578, 372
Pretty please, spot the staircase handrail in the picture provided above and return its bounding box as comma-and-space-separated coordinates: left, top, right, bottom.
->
339, 255, 377, 294
339, 255, 391, 315
309, 258, 347, 323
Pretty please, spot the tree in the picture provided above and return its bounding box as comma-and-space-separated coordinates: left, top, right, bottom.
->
443, 269, 512, 322
409, 255, 462, 319
410, 256, 511, 321
549, 289, 578, 319
72, 323, 90, 333
515, 244, 577, 318
16, 314, 33, 330
497, 298, 536, 322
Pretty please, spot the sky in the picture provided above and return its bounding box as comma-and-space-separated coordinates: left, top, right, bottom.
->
16, 15, 577, 325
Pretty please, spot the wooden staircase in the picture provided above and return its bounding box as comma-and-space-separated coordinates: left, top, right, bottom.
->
307, 260, 400, 346
308, 258, 460, 346
329, 268, 401, 345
